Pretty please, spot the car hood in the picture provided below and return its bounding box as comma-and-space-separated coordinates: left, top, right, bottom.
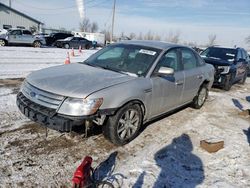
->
202, 57, 232, 66
26, 63, 136, 98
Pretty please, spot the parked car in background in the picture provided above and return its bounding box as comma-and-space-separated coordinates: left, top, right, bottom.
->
0, 28, 8, 36
55, 37, 93, 49
17, 41, 214, 145
201, 46, 249, 90
0, 29, 46, 47
45, 32, 73, 46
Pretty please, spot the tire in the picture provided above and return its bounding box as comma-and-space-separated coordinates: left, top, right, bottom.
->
223, 73, 233, 91
239, 71, 247, 85
0, 39, 6, 46
103, 103, 143, 145
33, 41, 41, 48
192, 84, 208, 109
85, 44, 90, 49
64, 43, 70, 49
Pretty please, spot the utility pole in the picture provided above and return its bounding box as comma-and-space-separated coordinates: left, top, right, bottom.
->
9, 0, 12, 7
110, 0, 116, 42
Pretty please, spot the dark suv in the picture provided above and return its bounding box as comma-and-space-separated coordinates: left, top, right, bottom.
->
201, 47, 249, 90
45, 32, 73, 46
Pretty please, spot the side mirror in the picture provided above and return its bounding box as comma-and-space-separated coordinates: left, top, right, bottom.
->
157, 67, 174, 76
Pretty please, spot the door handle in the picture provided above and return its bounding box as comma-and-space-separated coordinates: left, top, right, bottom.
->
175, 81, 184, 85
197, 75, 203, 79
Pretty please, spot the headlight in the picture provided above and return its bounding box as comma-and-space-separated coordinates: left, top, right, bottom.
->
217, 66, 230, 74
58, 98, 103, 116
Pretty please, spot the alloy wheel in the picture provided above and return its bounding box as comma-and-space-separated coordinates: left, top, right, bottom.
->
117, 109, 140, 140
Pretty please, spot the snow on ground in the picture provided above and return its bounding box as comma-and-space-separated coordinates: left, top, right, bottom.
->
0, 47, 250, 187
0, 46, 97, 79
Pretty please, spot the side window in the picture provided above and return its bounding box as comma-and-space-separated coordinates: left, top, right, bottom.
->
97, 47, 123, 60
242, 50, 248, 61
181, 48, 197, 70
3, 25, 12, 29
23, 30, 32, 35
10, 30, 22, 35
155, 49, 179, 72
236, 50, 243, 61
17, 26, 25, 29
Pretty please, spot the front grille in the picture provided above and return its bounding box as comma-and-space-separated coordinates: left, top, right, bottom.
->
21, 81, 64, 109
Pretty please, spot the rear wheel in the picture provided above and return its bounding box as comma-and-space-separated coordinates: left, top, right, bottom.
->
192, 84, 208, 109
64, 43, 70, 49
33, 41, 41, 48
85, 44, 90, 49
103, 103, 143, 145
0, 39, 6, 46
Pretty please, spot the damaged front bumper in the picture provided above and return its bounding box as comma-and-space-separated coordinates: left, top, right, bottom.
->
16, 92, 116, 132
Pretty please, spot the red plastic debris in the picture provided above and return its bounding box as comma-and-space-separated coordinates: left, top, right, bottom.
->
72, 156, 93, 188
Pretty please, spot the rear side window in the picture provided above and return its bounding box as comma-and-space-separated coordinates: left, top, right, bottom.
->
23, 30, 32, 35
181, 48, 197, 70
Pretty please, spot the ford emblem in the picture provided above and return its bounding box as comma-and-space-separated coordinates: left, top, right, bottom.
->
30, 91, 36, 97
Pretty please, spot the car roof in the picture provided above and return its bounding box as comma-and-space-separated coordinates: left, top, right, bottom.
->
207, 46, 240, 50
116, 40, 186, 50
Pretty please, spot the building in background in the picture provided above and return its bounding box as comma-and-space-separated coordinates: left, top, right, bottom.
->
0, 2, 43, 33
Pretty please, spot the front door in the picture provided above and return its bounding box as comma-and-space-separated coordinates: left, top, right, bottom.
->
8, 30, 22, 44
150, 49, 184, 117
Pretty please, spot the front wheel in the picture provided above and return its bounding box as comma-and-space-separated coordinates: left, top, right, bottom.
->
0, 39, 6, 46
239, 71, 247, 85
64, 43, 70, 49
103, 103, 143, 145
223, 73, 234, 91
33, 41, 41, 48
192, 85, 208, 109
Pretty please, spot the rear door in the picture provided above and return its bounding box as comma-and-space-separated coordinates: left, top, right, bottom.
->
180, 48, 203, 103
21, 30, 33, 44
150, 48, 185, 116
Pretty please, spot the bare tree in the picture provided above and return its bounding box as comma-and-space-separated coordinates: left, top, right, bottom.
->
80, 18, 91, 32
129, 32, 136, 39
101, 29, 111, 43
137, 32, 143, 40
208, 34, 217, 46
144, 31, 154, 40
154, 34, 161, 41
90, 22, 98, 33
165, 31, 180, 43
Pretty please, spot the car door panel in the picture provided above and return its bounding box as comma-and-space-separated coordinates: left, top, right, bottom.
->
149, 48, 185, 117
182, 67, 203, 103
150, 71, 184, 117
181, 48, 203, 103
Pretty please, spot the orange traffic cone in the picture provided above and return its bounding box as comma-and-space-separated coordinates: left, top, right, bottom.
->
64, 52, 70, 64
71, 48, 75, 57
79, 45, 82, 53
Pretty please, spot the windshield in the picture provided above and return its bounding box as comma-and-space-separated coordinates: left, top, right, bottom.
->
82, 44, 161, 77
201, 47, 236, 62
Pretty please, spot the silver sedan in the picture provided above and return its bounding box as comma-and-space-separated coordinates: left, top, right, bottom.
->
17, 40, 214, 145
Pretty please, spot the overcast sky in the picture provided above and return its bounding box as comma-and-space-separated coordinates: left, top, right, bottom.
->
1, 0, 250, 48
